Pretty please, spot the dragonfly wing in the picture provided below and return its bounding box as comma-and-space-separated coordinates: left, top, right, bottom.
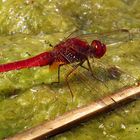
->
64, 29, 136, 46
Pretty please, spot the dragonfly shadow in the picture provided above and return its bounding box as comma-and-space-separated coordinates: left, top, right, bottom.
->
46, 65, 125, 100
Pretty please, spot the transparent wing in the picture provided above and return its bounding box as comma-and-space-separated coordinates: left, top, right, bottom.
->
65, 28, 140, 46
49, 28, 140, 101
53, 56, 138, 103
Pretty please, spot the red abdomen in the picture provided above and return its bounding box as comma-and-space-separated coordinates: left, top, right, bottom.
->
0, 52, 53, 72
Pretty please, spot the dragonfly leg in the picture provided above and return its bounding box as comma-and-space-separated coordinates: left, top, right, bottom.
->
79, 58, 94, 76
57, 64, 62, 83
81, 58, 106, 83
85, 58, 103, 82
51, 64, 62, 84
80, 65, 89, 71
65, 61, 84, 100
86, 58, 94, 75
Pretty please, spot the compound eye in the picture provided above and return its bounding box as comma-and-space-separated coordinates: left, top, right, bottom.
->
91, 40, 106, 58
91, 40, 101, 51
91, 40, 98, 49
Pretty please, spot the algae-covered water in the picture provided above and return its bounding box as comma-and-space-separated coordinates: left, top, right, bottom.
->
0, 0, 140, 139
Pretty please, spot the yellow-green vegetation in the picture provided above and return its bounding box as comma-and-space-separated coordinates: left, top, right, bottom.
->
0, 0, 140, 139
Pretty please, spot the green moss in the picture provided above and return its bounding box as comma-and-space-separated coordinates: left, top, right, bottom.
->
0, 0, 140, 140
0, 0, 139, 35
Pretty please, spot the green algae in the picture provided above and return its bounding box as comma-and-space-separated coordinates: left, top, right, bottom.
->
0, 0, 140, 35
0, 34, 139, 140
0, 0, 140, 140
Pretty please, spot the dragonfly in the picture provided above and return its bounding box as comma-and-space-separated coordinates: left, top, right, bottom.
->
0, 29, 132, 98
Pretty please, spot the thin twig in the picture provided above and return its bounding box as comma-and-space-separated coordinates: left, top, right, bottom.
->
6, 83, 140, 140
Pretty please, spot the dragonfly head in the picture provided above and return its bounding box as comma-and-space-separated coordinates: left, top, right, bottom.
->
90, 40, 106, 58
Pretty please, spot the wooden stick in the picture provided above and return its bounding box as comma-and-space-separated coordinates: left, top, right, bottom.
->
6, 84, 140, 140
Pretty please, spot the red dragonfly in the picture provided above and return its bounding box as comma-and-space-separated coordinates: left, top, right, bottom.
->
0, 35, 106, 97
0, 29, 130, 97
